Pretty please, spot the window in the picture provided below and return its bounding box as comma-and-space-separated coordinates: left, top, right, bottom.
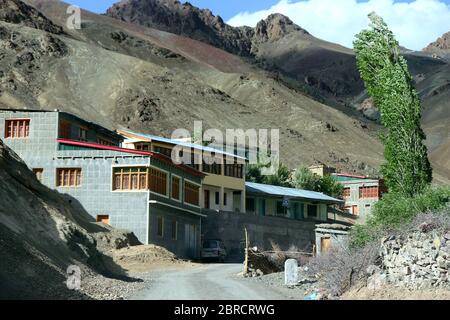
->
224, 160, 243, 179
154, 145, 172, 157
157, 217, 164, 238
57, 168, 81, 187
307, 204, 318, 218
5, 119, 30, 138
359, 186, 379, 199
342, 188, 351, 198
184, 181, 200, 206
202, 155, 222, 175
59, 120, 71, 139
135, 143, 150, 151
171, 220, 178, 240
215, 192, 220, 205
246, 198, 255, 212
224, 192, 227, 206
97, 137, 116, 146
33, 168, 44, 183
344, 205, 359, 216
113, 167, 148, 191
276, 201, 285, 215
96, 215, 109, 225
149, 167, 167, 196
204, 190, 210, 209
78, 127, 88, 142
172, 176, 181, 200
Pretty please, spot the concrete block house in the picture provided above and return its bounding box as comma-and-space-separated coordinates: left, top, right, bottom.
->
333, 173, 387, 223
0, 109, 205, 258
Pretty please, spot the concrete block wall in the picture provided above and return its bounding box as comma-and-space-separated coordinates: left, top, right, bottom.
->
53, 155, 150, 242
0, 111, 58, 161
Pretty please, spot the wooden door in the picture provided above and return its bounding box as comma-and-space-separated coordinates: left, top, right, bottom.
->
204, 190, 210, 209
96, 215, 110, 225
321, 237, 331, 253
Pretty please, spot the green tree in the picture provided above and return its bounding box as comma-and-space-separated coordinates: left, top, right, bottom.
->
245, 163, 264, 183
292, 167, 344, 198
319, 175, 344, 199
262, 163, 293, 187
353, 13, 432, 197
292, 167, 321, 191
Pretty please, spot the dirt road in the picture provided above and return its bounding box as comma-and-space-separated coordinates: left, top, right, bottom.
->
131, 263, 298, 300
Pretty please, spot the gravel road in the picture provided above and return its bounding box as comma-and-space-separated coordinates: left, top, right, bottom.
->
131, 263, 301, 300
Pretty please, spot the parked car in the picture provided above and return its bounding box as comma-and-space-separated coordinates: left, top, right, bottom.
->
201, 239, 227, 262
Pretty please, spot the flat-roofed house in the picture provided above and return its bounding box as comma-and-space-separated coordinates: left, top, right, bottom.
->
118, 130, 247, 214
0, 109, 205, 258
333, 173, 387, 223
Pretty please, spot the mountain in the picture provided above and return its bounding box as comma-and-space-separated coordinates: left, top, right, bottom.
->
423, 31, 450, 59
0, 0, 391, 178
0, 0, 62, 33
103, 0, 450, 183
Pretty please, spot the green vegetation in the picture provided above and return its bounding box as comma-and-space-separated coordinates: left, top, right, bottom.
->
292, 167, 344, 198
350, 186, 450, 247
354, 12, 432, 197
350, 13, 449, 248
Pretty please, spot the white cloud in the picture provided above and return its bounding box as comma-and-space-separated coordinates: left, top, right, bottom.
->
227, 0, 450, 50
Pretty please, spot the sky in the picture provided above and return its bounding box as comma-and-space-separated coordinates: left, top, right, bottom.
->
66, 0, 450, 50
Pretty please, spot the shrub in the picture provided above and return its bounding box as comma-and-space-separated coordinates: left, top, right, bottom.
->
369, 186, 450, 228
307, 240, 379, 296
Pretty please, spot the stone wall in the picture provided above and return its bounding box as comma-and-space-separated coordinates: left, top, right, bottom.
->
376, 225, 450, 289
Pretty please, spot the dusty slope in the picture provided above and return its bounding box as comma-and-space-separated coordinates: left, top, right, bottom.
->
103, 0, 450, 181
0, 0, 386, 176
0, 138, 190, 299
0, 138, 111, 299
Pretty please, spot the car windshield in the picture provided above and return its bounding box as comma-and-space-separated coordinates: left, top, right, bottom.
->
203, 240, 219, 249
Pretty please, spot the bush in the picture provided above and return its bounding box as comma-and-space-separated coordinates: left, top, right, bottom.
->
307, 240, 379, 296
369, 186, 450, 228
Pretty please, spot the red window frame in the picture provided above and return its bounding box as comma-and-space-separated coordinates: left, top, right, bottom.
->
5, 119, 30, 138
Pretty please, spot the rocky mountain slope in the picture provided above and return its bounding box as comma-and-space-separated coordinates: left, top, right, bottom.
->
104, 0, 450, 182
0, 0, 394, 177
424, 31, 450, 59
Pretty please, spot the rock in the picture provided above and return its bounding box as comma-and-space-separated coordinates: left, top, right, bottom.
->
366, 265, 380, 276
367, 272, 387, 290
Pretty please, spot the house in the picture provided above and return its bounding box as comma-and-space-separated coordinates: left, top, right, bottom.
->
117, 130, 247, 214
245, 182, 343, 221
0, 109, 205, 258
308, 164, 336, 177
332, 173, 387, 223
315, 223, 351, 255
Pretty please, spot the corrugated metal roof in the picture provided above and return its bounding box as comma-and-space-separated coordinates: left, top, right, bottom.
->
245, 182, 343, 204
120, 129, 247, 160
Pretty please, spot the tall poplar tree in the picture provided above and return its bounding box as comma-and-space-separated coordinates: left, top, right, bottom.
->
353, 12, 432, 197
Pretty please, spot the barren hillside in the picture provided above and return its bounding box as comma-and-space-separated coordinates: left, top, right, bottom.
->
102, 0, 450, 182
0, 139, 114, 299
0, 0, 392, 176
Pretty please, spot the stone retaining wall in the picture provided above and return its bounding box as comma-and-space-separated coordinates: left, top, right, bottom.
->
378, 226, 450, 289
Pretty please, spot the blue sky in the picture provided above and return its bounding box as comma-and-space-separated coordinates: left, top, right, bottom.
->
66, 0, 450, 50
67, 1, 285, 19
66, 0, 450, 18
